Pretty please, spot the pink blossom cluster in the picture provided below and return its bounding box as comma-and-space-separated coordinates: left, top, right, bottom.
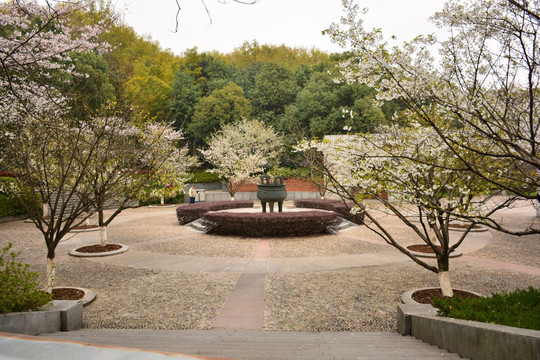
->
0, 0, 108, 122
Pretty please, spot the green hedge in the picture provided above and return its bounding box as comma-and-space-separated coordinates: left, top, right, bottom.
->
187, 171, 220, 184
0, 177, 27, 218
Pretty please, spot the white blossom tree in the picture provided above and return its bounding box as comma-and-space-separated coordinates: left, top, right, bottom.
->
297, 123, 497, 296
5, 118, 105, 292
77, 115, 196, 247
0, 0, 110, 292
200, 118, 282, 199
326, 0, 540, 233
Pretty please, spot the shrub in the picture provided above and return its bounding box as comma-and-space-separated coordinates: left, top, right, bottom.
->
0, 243, 52, 313
201, 211, 341, 237
294, 198, 365, 224
267, 166, 313, 179
0, 177, 28, 218
433, 287, 540, 331
176, 200, 254, 224
187, 171, 221, 184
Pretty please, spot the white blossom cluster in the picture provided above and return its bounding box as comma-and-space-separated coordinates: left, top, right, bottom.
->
326, 0, 540, 198
200, 118, 282, 197
298, 123, 491, 223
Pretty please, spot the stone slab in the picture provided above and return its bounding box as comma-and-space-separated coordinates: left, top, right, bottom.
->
397, 303, 540, 360
0, 300, 83, 335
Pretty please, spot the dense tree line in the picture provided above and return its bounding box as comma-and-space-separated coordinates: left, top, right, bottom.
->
65, 7, 400, 157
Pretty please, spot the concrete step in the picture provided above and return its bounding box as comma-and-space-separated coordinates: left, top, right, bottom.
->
43, 330, 467, 360
187, 220, 207, 232
336, 218, 357, 231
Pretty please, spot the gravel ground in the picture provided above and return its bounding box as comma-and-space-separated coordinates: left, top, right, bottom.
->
1, 204, 539, 332
135, 234, 259, 258
50, 257, 239, 330
264, 261, 540, 332
469, 210, 540, 267
270, 234, 390, 258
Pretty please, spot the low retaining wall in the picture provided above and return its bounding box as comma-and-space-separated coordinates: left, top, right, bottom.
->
0, 300, 83, 336
397, 303, 540, 360
203, 191, 320, 202
0, 214, 29, 223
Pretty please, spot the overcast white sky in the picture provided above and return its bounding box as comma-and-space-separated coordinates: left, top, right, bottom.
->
115, 0, 447, 55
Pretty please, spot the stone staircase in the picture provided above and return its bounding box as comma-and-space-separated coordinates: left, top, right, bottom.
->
43, 329, 468, 360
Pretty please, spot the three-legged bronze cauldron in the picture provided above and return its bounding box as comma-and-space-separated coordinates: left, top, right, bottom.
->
257, 175, 287, 212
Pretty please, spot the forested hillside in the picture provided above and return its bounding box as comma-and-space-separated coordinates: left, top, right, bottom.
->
75, 8, 402, 156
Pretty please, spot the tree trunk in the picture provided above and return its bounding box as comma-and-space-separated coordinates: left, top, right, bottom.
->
438, 271, 454, 297
45, 257, 55, 293
99, 226, 107, 247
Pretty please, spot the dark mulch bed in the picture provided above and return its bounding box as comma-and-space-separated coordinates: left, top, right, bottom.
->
412, 288, 480, 307
407, 244, 455, 254
448, 223, 482, 229
72, 224, 100, 230
75, 244, 122, 253
52, 287, 85, 300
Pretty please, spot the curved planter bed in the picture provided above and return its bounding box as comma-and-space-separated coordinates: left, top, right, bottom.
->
398, 288, 540, 360
69, 225, 100, 233
405, 244, 463, 258
201, 210, 341, 237
69, 244, 129, 257
53, 287, 96, 306
448, 222, 489, 232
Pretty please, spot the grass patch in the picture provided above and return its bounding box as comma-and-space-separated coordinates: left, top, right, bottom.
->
433, 287, 540, 331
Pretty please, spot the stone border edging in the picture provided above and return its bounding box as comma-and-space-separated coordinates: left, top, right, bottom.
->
53, 287, 96, 306
148, 204, 176, 208
448, 223, 489, 232
0, 300, 83, 336
68, 244, 129, 258
69, 226, 100, 233
405, 247, 463, 259
400, 287, 483, 304
397, 302, 540, 360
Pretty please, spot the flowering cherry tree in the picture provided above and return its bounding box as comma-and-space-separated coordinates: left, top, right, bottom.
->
326, 0, 540, 231
297, 123, 500, 297
77, 116, 196, 247
200, 118, 282, 199
0, 0, 111, 292
0, 0, 106, 122
5, 118, 105, 292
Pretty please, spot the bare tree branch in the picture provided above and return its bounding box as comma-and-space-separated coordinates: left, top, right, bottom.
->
173, 0, 258, 32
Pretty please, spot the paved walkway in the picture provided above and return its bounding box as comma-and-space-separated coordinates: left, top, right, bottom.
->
8, 204, 539, 359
